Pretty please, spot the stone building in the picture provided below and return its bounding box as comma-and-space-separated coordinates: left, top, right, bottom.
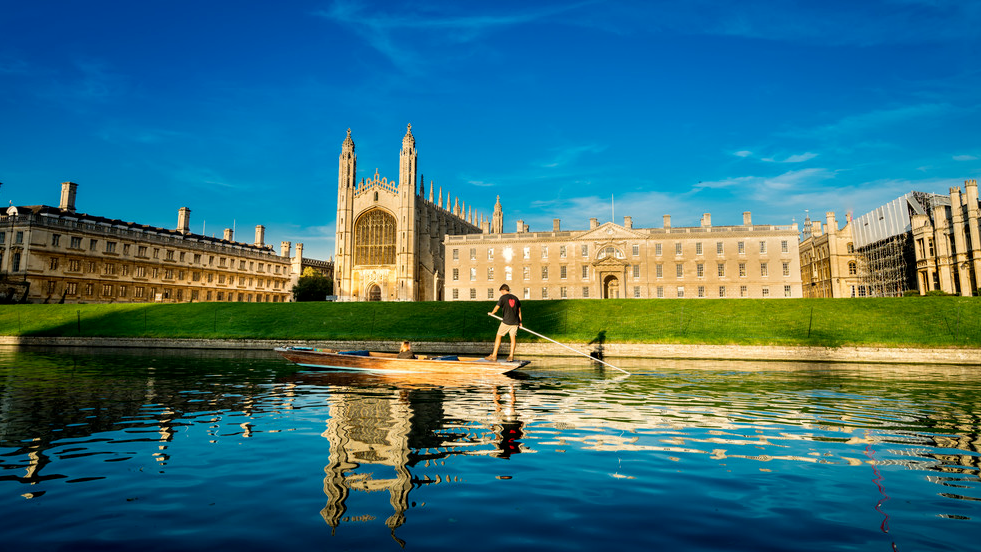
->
798, 211, 864, 297
0, 181, 294, 304
910, 179, 981, 295
333, 126, 490, 301
444, 212, 803, 301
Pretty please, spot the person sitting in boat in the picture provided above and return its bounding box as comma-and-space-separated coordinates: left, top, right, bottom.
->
397, 341, 416, 359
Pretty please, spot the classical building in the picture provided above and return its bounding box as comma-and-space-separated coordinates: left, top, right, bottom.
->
910, 179, 981, 295
0, 181, 295, 304
445, 212, 803, 300
798, 211, 864, 297
334, 126, 492, 301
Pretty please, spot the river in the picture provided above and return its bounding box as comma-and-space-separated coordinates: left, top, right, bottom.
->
0, 348, 979, 551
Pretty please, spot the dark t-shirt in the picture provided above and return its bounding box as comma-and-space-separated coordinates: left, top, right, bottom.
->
497, 293, 522, 325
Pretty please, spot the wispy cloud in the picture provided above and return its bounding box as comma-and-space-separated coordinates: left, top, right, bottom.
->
539, 144, 607, 168
953, 154, 978, 161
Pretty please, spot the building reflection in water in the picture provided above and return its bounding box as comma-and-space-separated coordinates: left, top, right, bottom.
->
303, 371, 524, 546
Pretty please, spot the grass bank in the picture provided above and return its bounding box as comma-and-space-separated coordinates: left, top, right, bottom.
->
0, 297, 979, 348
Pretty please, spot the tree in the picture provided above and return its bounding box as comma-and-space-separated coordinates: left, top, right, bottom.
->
292, 268, 333, 301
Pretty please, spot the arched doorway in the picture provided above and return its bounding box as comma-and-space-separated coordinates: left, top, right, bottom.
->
368, 284, 382, 301
603, 275, 620, 299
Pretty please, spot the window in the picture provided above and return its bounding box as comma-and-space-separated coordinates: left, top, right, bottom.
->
487, 267, 494, 280
452, 248, 459, 261
582, 266, 589, 279
655, 243, 662, 256
698, 286, 705, 297
86, 261, 96, 273
138, 245, 148, 257
718, 263, 725, 277
696, 242, 703, 255
84, 283, 94, 296
656, 286, 664, 298
761, 263, 768, 277
524, 288, 530, 299
759, 241, 767, 254
166, 250, 175, 261
784, 285, 792, 297
677, 286, 685, 298
560, 245, 567, 258
782, 262, 790, 276
523, 266, 530, 280
848, 261, 857, 275
487, 248, 494, 261
696, 263, 704, 278
633, 286, 640, 298
488, 288, 494, 299
523, 246, 530, 259
781, 240, 789, 253
103, 263, 116, 275
738, 241, 745, 254
740, 285, 747, 297
136, 265, 146, 277
68, 259, 81, 272
675, 243, 682, 255
12, 252, 21, 272
656, 264, 663, 278
717, 242, 723, 255
470, 288, 477, 299
452, 288, 459, 299
676, 264, 683, 278
719, 286, 726, 298
470, 248, 476, 261
154, 248, 160, 259
67, 282, 77, 295
47, 281, 56, 294
0, 232, 5, 243
15, 231, 24, 244
560, 265, 567, 279
561, 287, 568, 298
52, 234, 61, 247
505, 266, 512, 281
541, 245, 548, 259
194, 253, 202, 264
847, 243, 855, 254
583, 287, 589, 298
739, 263, 746, 277
354, 209, 396, 265
90, 238, 100, 251
49, 258, 58, 270
102, 284, 113, 296
165, 269, 174, 279
762, 286, 770, 297
105, 241, 117, 254
632, 244, 640, 256
541, 287, 549, 299
70, 236, 82, 249
581, 244, 588, 257
633, 265, 640, 278
542, 266, 549, 279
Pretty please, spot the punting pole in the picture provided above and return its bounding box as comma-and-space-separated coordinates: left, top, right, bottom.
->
488, 313, 630, 375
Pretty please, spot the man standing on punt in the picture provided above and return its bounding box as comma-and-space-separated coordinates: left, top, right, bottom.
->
488, 284, 522, 362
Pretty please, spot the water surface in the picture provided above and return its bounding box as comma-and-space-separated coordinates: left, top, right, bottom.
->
1, 348, 979, 551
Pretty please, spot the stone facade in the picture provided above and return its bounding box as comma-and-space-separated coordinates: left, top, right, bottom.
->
334, 126, 487, 301
445, 212, 803, 301
798, 211, 864, 297
0, 182, 295, 304
910, 179, 981, 295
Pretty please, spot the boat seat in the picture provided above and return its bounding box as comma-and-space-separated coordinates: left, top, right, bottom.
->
339, 350, 370, 356
430, 355, 458, 361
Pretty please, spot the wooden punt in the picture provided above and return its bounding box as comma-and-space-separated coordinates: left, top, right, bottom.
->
274, 346, 530, 374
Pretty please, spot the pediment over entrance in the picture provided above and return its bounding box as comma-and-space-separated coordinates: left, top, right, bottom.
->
578, 222, 646, 241
592, 256, 629, 269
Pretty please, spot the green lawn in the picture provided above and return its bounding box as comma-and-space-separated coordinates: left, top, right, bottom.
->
0, 297, 979, 348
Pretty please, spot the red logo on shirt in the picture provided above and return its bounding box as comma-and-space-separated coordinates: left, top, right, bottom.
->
508, 299, 515, 308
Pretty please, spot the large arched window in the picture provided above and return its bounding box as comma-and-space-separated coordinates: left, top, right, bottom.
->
354, 209, 396, 266
596, 246, 625, 260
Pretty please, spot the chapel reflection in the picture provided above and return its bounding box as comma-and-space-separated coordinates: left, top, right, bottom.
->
307, 372, 524, 545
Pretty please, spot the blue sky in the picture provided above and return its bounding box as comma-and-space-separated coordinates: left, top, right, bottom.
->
2, 1, 979, 260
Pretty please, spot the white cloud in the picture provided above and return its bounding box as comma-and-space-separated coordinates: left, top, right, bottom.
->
734, 150, 753, 158
953, 154, 978, 161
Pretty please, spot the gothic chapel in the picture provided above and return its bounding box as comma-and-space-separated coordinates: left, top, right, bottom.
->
334, 125, 493, 301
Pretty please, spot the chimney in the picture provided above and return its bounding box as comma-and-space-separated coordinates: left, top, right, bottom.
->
825, 212, 838, 234
280, 241, 291, 257
516, 220, 525, 233
254, 225, 265, 246
59, 181, 78, 212
296, 243, 304, 259
701, 213, 711, 227
663, 214, 671, 228
743, 211, 752, 226
811, 221, 822, 237
623, 216, 632, 229
177, 207, 191, 235
553, 218, 561, 232
224, 228, 234, 241
590, 217, 598, 229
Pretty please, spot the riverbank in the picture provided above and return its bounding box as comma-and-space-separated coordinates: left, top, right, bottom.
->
3, 336, 979, 365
